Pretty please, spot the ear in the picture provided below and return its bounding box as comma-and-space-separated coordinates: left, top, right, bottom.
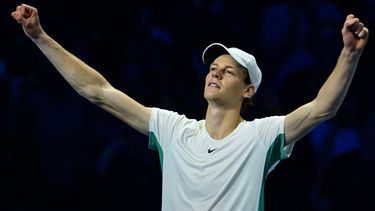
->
243, 84, 255, 98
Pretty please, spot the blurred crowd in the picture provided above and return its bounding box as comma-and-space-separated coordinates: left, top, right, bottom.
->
0, 0, 374, 210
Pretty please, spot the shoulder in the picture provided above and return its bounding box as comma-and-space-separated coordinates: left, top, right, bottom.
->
246, 116, 286, 137
150, 107, 200, 128
252, 115, 286, 126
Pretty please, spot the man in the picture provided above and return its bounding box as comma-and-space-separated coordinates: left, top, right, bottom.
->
11, 3, 368, 211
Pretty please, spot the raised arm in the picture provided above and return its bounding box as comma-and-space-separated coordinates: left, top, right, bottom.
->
284, 14, 369, 145
11, 3, 151, 135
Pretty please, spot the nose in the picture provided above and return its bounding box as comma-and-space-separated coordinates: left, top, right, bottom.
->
211, 70, 221, 79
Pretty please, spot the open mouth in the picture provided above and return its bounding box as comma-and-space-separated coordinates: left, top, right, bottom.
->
208, 82, 221, 88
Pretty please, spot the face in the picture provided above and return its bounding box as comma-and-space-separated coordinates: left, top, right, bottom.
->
204, 54, 253, 108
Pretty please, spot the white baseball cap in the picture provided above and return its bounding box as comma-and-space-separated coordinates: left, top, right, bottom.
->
202, 43, 262, 92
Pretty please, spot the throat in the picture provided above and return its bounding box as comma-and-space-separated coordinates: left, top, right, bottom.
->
205, 116, 244, 140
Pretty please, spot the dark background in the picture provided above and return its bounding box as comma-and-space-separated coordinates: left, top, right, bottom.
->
0, 0, 374, 210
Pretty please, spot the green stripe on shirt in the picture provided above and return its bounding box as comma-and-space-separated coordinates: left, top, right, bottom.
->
258, 134, 287, 211
148, 132, 164, 171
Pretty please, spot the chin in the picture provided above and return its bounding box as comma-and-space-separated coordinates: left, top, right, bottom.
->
203, 92, 214, 101
204, 93, 220, 103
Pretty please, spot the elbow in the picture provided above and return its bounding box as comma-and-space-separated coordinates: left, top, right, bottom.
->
326, 110, 338, 120
311, 106, 338, 123
75, 84, 106, 104
320, 109, 338, 121
312, 99, 340, 121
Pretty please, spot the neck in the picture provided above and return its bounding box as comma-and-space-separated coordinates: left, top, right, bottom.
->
205, 105, 243, 140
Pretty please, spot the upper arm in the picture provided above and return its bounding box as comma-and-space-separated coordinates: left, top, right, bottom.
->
92, 85, 152, 135
284, 100, 331, 146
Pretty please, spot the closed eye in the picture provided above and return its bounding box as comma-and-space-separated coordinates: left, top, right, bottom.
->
225, 69, 234, 75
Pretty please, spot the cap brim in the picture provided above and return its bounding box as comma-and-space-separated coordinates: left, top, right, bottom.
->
202, 43, 229, 65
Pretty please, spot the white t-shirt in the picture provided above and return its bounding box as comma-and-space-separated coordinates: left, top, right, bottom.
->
148, 107, 294, 211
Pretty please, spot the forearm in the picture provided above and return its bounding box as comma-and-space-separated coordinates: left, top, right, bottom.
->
32, 32, 110, 101
314, 47, 361, 118
284, 14, 368, 145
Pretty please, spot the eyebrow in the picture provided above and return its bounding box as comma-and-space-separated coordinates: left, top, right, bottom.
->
210, 63, 236, 69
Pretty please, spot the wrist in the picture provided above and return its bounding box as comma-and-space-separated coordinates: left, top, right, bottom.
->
341, 47, 362, 62
31, 30, 48, 44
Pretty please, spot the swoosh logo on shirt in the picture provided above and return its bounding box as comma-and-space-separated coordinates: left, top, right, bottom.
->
208, 148, 218, 153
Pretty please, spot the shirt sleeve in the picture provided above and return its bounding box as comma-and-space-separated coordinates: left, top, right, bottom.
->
254, 116, 295, 173
148, 107, 188, 151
